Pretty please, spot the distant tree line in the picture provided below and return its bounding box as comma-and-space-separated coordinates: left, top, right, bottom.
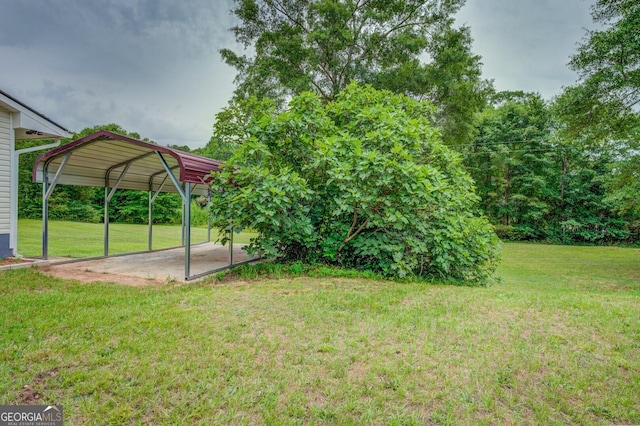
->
463, 91, 637, 244
463, 0, 640, 244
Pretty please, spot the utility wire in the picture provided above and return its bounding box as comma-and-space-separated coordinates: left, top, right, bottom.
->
457, 139, 555, 146
463, 147, 567, 155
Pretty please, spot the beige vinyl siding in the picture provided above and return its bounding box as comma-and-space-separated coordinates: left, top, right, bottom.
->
0, 109, 11, 234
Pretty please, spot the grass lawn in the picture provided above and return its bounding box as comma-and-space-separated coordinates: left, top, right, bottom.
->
17, 218, 256, 258
1, 241, 639, 424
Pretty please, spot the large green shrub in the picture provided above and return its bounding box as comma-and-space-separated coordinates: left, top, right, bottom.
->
209, 83, 500, 284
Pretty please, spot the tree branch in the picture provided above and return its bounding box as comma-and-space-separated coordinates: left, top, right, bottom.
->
381, 3, 424, 39
309, 78, 330, 101
338, 187, 394, 252
269, 0, 309, 33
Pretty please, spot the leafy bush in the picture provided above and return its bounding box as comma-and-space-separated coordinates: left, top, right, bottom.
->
209, 83, 500, 284
494, 225, 516, 241
190, 200, 210, 227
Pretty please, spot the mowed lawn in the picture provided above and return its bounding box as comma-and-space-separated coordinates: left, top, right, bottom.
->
17, 218, 256, 258
1, 240, 639, 424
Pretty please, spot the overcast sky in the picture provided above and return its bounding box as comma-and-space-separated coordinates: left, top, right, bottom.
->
0, 0, 595, 148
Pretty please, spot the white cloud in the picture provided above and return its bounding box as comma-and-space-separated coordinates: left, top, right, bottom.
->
456, 0, 596, 99
0, 0, 239, 147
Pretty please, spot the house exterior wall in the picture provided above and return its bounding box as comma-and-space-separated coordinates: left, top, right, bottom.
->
0, 108, 11, 257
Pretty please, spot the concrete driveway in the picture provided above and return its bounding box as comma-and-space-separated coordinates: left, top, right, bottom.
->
43, 243, 251, 284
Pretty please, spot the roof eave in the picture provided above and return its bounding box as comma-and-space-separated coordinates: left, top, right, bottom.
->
0, 89, 72, 139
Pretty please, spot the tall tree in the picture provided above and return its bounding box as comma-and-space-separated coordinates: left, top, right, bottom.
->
464, 92, 554, 238
219, 0, 491, 145
464, 91, 633, 244
557, 0, 640, 221
601, 127, 640, 221
564, 0, 639, 136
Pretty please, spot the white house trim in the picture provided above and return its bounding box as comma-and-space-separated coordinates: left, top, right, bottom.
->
10, 139, 62, 254
0, 89, 72, 257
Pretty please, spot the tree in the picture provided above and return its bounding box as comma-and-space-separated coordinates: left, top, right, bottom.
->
557, 0, 640, 223
463, 92, 633, 244
209, 83, 499, 284
197, 97, 275, 160
220, 0, 491, 146
602, 127, 640, 222
464, 92, 555, 239
551, 145, 631, 244
562, 0, 640, 138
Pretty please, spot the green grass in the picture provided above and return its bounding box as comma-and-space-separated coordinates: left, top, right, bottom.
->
17, 218, 256, 258
1, 242, 639, 424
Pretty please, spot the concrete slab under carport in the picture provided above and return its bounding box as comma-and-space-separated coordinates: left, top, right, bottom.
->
43, 243, 250, 285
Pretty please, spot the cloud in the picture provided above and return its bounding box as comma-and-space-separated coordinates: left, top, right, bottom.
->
456, 0, 595, 98
0, 0, 239, 147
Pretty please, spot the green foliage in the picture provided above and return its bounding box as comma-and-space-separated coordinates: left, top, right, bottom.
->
465, 92, 554, 234
464, 92, 634, 245
555, 0, 640, 230
73, 123, 147, 141
198, 97, 276, 161
564, 0, 640, 141
216, 261, 384, 282
221, 0, 491, 146
209, 83, 499, 284
189, 199, 211, 227
601, 128, 640, 222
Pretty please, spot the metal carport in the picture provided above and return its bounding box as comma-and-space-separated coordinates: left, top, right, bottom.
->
32, 130, 246, 280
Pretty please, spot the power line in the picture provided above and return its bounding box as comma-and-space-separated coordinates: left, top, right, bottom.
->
463, 147, 567, 155
457, 139, 556, 147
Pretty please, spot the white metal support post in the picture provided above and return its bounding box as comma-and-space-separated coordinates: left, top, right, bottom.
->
181, 184, 186, 246
206, 190, 212, 243
8, 113, 15, 256
42, 163, 48, 259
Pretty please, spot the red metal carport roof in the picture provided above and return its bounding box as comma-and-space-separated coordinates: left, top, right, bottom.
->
32, 130, 223, 195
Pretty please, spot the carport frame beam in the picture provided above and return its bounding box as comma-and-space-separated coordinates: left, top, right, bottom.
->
103, 152, 157, 256
184, 182, 191, 279
148, 174, 169, 251
42, 152, 72, 260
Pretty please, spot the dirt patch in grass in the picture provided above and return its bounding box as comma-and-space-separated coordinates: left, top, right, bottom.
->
16, 368, 60, 404
40, 264, 165, 286
17, 385, 42, 404
0, 257, 34, 267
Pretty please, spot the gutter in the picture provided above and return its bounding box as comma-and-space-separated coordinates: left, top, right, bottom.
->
10, 138, 61, 256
